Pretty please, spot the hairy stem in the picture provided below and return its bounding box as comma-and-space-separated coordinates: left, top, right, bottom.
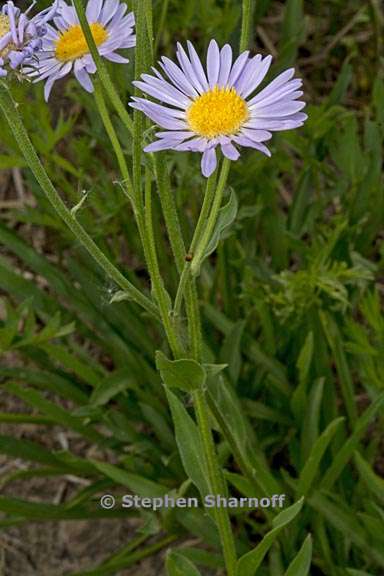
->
240, 0, 253, 52
93, 80, 133, 200
173, 171, 217, 317
190, 158, 231, 276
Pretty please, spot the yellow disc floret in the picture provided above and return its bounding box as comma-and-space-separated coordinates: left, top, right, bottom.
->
0, 14, 12, 58
187, 86, 248, 138
55, 23, 108, 62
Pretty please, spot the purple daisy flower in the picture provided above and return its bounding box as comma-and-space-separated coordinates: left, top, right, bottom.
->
25, 0, 135, 100
0, 1, 57, 78
130, 40, 307, 177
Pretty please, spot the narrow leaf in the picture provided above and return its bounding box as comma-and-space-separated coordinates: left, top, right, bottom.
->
284, 534, 312, 576
236, 498, 304, 575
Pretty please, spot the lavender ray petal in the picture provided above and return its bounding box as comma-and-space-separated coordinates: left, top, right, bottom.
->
101, 51, 129, 63
140, 72, 191, 102
247, 68, 295, 106
207, 39, 220, 87
218, 44, 232, 87
234, 54, 263, 95
187, 40, 209, 90
201, 146, 217, 177
221, 141, 240, 161
86, 0, 103, 21
176, 42, 206, 94
131, 97, 186, 119
251, 100, 306, 118
144, 139, 181, 153
227, 51, 249, 87
248, 79, 302, 109
132, 82, 182, 109
155, 130, 195, 140
241, 55, 273, 98
100, 0, 120, 25
237, 127, 272, 141
160, 56, 199, 98
130, 102, 188, 130
233, 135, 271, 156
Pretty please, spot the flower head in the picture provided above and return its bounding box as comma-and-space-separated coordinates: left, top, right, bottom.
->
0, 1, 57, 78
130, 40, 307, 177
26, 0, 135, 100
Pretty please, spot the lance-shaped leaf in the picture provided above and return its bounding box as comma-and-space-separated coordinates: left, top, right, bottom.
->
235, 498, 304, 575
166, 389, 209, 497
284, 534, 312, 576
166, 551, 202, 576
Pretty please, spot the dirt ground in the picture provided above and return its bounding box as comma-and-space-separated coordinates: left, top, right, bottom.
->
1, 518, 165, 575
0, 390, 166, 575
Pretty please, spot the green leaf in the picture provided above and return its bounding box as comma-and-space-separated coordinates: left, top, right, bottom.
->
346, 570, 376, 576
156, 351, 206, 392
309, 492, 384, 566
166, 389, 209, 496
291, 332, 314, 420
327, 61, 352, 106
220, 320, 245, 384
203, 364, 228, 378
0, 154, 26, 168
201, 189, 238, 262
90, 369, 136, 406
166, 551, 202, 576
284, 534, 312, 576
300, 377, 325, 461
320, 311, 358, 424
6, 382, 106, 446
235, 498, 304, 575
0, 496, 126, 521
70, 191, 89, 216
353, 452, 384, 503
109, 290, 133, 304
321, 393, 384, 490
297, 417, 345, 496
0, 433, 95, 475
208, 376, 281, 495
91, 461, 168, 498
279, 0, 305, 67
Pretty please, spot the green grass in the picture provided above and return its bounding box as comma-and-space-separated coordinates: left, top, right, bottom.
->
0, 0, 384, 574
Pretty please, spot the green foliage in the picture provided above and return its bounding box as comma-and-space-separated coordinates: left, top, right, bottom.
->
1, 0, 384, 574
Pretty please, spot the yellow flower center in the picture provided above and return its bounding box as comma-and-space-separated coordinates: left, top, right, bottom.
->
187, 86, 249, 138
55, 23, 108, 62
0, 14, 13, 58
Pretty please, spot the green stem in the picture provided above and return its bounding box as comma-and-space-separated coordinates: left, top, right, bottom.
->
93, 80, 133, 200
153, 155, 202, 357
193, 388, 237, 575
72, 0, 133, 136
239, 0, 253, 52
191, 158, 231, 276
173, 171, 217, 317
144, 170, 183, 357
0, 83, 158, 319
155, 0, 170, 52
